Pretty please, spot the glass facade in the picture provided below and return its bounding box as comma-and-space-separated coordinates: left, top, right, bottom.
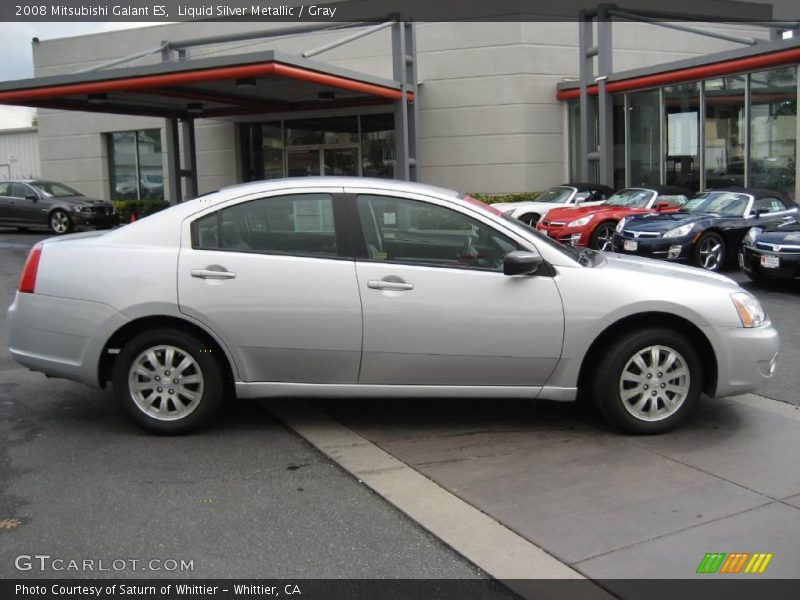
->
567, 65, 798, 199
108, 129, 165, 200
241, 113, 395, 182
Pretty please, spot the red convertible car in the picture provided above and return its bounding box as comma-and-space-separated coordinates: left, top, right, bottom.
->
536, 186, 691, 250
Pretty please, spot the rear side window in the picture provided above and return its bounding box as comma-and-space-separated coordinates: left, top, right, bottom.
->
193, 193, 338, 257
657, 194, 688, 207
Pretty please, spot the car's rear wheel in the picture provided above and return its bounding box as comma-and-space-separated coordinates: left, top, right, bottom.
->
49, 209, 73, 235
592, 328, 702, 434
590, 221, 616, 250
112, 329, 225, 434
694, 232, 725, 271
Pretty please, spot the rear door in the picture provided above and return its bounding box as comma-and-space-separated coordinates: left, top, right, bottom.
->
0, 182, 12, 225
347, 188, 565, 387
177, 189, 363, 384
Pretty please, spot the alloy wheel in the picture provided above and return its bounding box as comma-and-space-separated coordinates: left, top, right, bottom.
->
50, 211, 70, 234
618, 344, 690, 422
127, 345, 205, 421
594, 225, 615, 250
697, 237, 723, 270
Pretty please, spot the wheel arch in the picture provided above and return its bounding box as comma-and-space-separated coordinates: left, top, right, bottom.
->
577, 311, 718, 396
98, 315, 237, 391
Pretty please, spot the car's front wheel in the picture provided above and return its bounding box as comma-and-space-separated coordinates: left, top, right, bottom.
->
591, 328, 702, 434
48, 209, 73, 235
694, 232, 725, 271
590, 221, 616, 250
112, 328, 225, 434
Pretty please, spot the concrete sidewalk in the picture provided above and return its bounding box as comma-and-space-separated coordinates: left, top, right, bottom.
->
274, 393, 800, 590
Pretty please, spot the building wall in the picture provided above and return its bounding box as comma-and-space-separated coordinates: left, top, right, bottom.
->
0, 127, 40, 180
33, 20, 770, 196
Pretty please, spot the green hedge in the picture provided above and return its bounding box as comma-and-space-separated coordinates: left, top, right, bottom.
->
470, 192, 541, 205
112, 199, 170, 221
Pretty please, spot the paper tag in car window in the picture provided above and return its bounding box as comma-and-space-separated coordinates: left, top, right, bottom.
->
372, 252, 388, 260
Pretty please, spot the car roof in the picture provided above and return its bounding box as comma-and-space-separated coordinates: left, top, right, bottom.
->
561, 182, 615, 192
218, 176, 461, 199
622, 185, 691, 196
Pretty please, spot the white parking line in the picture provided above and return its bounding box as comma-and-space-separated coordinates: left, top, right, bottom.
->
265, 399, 590, 586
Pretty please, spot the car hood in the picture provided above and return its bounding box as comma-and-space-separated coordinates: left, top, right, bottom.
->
623, 212, 708, 233
53, 195, 113, 207
603, 252, 739, 289
546, 204, 647, 221
756, 227, 800, 245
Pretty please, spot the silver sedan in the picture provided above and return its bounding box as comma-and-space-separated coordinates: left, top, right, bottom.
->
7, 177, 778, 434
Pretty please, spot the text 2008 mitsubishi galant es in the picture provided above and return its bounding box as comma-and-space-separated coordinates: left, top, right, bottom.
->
8, 178, 778, 434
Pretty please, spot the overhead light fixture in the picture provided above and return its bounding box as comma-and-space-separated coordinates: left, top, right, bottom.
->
235, 77, 257, 87
87, 93, 108, 104
187, 103, 203, 114
318, 91, 335, 101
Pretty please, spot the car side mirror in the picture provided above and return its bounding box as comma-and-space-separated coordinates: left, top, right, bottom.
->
655, 201, 670, 212
503, 251, 543, 276
25, 194, 38, 202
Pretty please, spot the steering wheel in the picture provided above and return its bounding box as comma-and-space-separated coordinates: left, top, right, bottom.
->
459, 236, 478, 263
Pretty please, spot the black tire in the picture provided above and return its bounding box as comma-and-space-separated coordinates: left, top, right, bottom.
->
590, 221, 616, 250
591, 327, 703, 434
48, 209, 73, 235
693, 232, 725, 272
518, 212, 541, 226
112, 328, 225, 434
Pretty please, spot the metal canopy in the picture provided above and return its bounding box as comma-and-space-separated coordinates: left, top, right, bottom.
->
0, 23, 418, 202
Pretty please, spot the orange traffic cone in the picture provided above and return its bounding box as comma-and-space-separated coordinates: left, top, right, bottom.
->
130, 213, 137, 223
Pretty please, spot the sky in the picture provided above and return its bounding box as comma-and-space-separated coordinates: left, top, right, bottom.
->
0, 22, 157, 129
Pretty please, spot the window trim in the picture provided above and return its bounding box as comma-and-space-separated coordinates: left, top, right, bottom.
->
190, 192, 354, 261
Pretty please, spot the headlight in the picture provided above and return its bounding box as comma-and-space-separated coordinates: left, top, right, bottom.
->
743, 227, 761, 246
72, 205, 87, 212
567, 214, 594, 228
731, 292, 767, 328
663, 223, 694, 239
615, 218, 626, 233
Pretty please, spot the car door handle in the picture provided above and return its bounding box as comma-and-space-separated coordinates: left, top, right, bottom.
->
367, 280, 414, 291
191, 267, 236, 280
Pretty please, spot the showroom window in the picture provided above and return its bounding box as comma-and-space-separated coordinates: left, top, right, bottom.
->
665, 82, 701, 191
750, 66, 797, 198
705, 76, 746, 189
628, 89, 662, 188
108, 129, 165, 201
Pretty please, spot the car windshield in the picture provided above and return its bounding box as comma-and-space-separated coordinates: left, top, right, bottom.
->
605, 189, 654, 209
679, 192, 751, 216
536, 187, 575, 203
30, 181, 83, 198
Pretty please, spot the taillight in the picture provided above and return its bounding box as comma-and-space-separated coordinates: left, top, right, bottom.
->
18, 243, 43, 293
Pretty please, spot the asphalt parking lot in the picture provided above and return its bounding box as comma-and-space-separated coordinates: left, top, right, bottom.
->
1, 228, 799, 593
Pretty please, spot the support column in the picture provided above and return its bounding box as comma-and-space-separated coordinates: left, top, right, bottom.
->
596, 5, 614, 187
392, 20, 418, 181
181, 116, 198, 199
165, 116, 182, 205
578, 10, 596, 182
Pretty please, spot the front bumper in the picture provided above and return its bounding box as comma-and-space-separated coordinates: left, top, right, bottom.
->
709, 322, 779, 397
537, 222, 591, 246
611, 233, 693, 262
74, 211, 119, 229
740, 245, 800, 280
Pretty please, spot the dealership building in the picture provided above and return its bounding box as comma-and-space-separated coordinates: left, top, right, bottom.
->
0, 2, 797, 201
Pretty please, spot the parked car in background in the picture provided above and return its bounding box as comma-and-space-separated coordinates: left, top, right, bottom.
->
492, 183, 614, 225
538, 186, 691, 250
8, 177, 777, 436
613, 188, 798, 272
0, 180, 118, 234
740, 214, 800, 282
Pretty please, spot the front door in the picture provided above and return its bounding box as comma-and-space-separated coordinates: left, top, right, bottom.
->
348, 190, 565, 387
177, 190, 363, 384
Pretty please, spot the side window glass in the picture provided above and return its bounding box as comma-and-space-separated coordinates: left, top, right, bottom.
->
0, 182, 9, 196
658, 194, 687, 207
755, 198, 785, 213
356, 194, 520, 271
193, 194, 337, 257
9, 183, 29, 198
574, 192, 591, 202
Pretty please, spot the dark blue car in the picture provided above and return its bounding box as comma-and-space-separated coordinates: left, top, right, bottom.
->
611, 189, 798, 272
740, 216, 800, 282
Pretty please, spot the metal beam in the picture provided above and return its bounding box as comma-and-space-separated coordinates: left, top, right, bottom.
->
181, 117, 198, 199
168, 22, 362, 51
303, 20, 395, 58
578, 9, 595, 182
609, 9, 762, 46
392, 21, 417, 181
165, 117, 182, 204
597, 5, 614, 187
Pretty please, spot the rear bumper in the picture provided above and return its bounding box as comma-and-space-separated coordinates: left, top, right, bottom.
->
7, 291, 129, 387
709, 323, 779, 397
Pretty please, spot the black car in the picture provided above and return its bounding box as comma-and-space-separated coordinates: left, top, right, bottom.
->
740, 216, 800, 282
0, 180, 118, 234
611, 188, 798, 271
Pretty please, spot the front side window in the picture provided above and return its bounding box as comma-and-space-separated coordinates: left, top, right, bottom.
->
8, 183, 32, 198
753, 197, 787, 214
656, 194, 688, 208
193, 193, 338, 257
536, 187, 575, 204
29, 181, 81, 197
356, 195, 520, 271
